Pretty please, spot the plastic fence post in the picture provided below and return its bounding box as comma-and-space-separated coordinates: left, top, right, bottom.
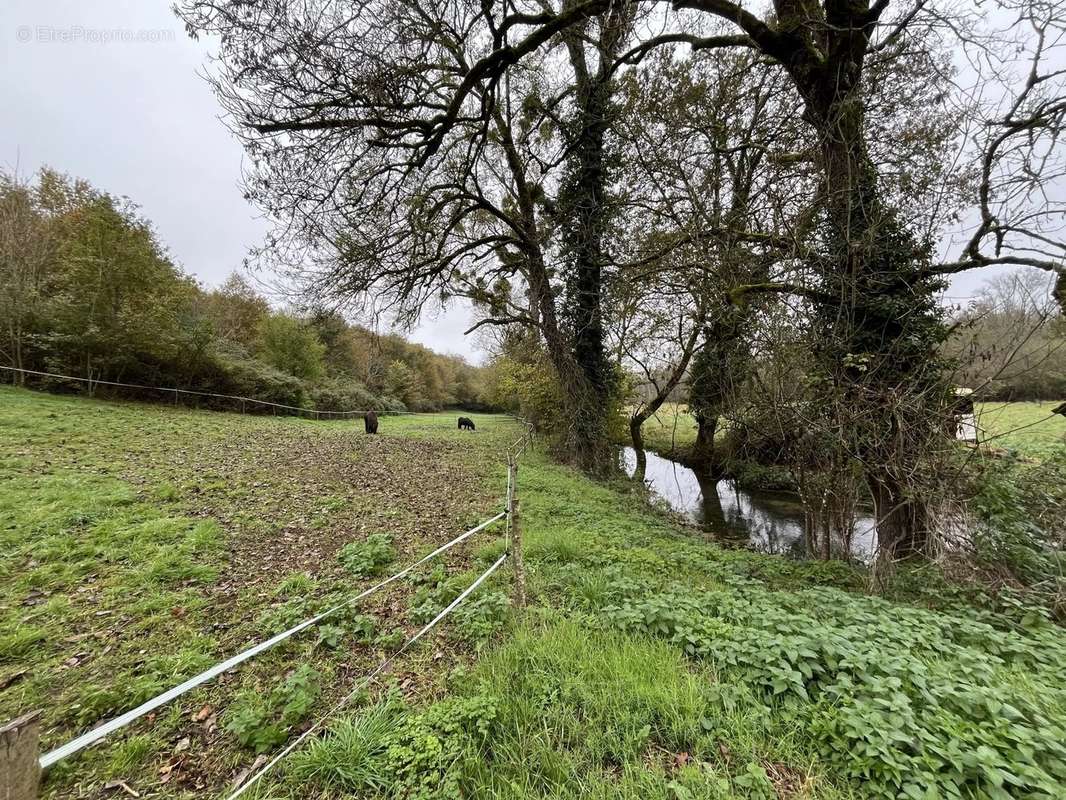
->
508, 459, 527, 609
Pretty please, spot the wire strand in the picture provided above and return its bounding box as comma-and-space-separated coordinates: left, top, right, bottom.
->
223, 554, 509, 800
38, 511, 505, 769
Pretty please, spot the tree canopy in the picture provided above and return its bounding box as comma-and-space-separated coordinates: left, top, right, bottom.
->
0, 167, 493, 413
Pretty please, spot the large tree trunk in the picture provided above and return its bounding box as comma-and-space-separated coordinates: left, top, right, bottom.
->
791, 11, 947, 567
553, 7, 634, 475
688, 311, 750, 478
692, 411, 720, 475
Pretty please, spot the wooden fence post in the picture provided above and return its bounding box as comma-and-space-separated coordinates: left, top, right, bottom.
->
1, 712, 41, 800
508, 460, 527, 609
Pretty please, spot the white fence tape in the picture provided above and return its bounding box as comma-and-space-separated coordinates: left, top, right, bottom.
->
38, 511, 506, 769
224, 553, 510, 800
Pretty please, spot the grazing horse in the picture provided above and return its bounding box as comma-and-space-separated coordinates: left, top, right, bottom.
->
458, 416, 476, 431
364, 411, 379, 434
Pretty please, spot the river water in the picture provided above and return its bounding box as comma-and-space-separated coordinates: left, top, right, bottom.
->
621, 446, 877, 560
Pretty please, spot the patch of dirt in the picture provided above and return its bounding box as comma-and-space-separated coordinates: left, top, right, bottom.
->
762, 760, 808, 799
120, 424, 505, 594
17, 405, 519, 800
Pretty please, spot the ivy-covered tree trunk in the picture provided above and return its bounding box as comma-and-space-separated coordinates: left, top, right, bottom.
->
688, 309, 752, 478
555, 4, 634, 475
796, 25, 950, 569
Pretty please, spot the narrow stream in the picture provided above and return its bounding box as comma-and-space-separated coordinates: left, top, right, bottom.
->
621, 446, 877, 560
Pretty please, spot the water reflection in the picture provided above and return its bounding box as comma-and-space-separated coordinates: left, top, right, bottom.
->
621, 446, 876, 560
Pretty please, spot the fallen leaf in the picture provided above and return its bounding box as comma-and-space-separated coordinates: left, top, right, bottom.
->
230, 755, 269, 792
193, 704, 213, 722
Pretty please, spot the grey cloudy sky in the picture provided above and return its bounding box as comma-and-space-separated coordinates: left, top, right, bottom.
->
1, 2, 1030, 364
0, 0, 480, 360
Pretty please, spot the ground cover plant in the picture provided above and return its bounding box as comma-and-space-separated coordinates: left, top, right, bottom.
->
3, 386, 1064, 799
257, 416, 1066, 800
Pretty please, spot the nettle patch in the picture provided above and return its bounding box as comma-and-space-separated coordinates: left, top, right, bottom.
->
289, 689, 498, 800
225, 665, 322, 753
592, 576, 1066, 799
338, 533, 395, 577
410, 565, 511, 646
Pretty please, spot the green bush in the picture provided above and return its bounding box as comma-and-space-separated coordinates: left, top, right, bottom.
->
256, 314, 327, 382
309, 378, 385, 412
969, 455, 1063, 589
204, 343, 308, 408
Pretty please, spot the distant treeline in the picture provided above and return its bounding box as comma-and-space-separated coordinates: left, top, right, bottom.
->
0, 168, 492, 412
945, 272, 1066, 402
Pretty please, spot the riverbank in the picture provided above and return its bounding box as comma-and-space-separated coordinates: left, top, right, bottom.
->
5, 387, 1064, 799
280, 443, 1066, 800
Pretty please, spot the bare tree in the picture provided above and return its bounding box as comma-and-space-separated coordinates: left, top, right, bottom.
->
178, 0, 649, 471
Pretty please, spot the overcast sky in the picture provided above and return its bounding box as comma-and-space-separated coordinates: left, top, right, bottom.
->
0, 1, 1027, 366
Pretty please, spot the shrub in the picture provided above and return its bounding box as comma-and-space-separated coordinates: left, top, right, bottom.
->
203, 343, 307, 408
308, 378, 381, 412
969, 455, 1062, 588
256, 314, 327, 382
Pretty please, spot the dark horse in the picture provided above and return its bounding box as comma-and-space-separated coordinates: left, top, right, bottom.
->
458, 416, 475, 431
364, 411, 379, 434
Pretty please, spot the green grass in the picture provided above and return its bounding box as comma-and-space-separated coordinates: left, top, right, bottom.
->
976, 401, 1066, 460
630, 402, 700, 455
3, 386, 1064, 799
0, 386, 514, 798
632, 401, 1065, 462
274, 443, 1066, 800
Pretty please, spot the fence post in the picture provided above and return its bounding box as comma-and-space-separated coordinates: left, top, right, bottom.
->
1, 711, 41, 800
508, 459, 527, 610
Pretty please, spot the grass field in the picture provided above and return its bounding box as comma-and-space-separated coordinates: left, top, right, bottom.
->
975, 401, 1066, 460
634, 401, 1065, 461
0, 387, 514, 797
3, 387, 1064, 799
